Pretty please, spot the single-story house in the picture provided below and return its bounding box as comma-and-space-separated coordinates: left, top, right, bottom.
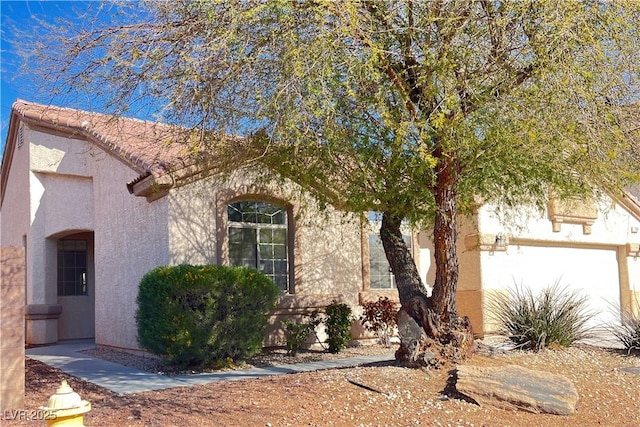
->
1, 100, 639, 351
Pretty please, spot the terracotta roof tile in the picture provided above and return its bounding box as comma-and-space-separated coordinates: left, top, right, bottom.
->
11, 99, 196, 177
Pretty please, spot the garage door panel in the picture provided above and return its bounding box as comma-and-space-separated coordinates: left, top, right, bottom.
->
482, 245, 620, 328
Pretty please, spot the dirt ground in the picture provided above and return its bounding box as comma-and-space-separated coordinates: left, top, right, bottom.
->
5, 345, 640, 427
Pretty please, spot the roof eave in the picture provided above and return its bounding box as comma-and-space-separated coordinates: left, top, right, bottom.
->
618, 191, 640, 222
127, 173, 173, 202
0, 109, 23, 209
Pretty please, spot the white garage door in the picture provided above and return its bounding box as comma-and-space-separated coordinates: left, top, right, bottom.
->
482, 245, 621, 330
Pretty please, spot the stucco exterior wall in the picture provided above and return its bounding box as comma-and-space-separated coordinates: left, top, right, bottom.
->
478, 197, 640, 245
294, 213, 362, 301
0, 123, 172, 349
0, 124, 30, 247
26, 129, 98, 343
0, 246, 25, 411
167, 179, 218, 265
0, 125, 31, 345
92, 156, 170, 350
169, 171, 362, 301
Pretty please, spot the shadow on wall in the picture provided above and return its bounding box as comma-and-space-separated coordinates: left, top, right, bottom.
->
167, 185, 218, 265
0, 246, 25, 411
294, 217, 363, 299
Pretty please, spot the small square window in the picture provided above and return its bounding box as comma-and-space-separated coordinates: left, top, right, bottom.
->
57, 239, 88, 296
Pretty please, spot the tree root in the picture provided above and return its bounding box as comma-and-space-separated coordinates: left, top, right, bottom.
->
396, 299, 475, 368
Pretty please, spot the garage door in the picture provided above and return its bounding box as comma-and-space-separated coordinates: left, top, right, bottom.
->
482, 245, 621, 330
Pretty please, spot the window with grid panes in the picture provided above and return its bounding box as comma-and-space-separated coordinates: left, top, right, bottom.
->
227, 201, 289, 292
57, 240, 88, 296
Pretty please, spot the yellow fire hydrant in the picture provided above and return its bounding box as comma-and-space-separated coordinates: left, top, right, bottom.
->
41, 380, 91, 426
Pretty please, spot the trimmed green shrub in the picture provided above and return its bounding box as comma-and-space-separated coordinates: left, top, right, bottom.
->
325, 301, 353, 353
488, 282, 595, 351
360, 296, 398, 347
282, 311, 321, 356
136, 264, 279, 367
608, 301, 640, 353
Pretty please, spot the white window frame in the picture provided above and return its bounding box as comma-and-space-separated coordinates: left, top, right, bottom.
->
227, 201, 290, 292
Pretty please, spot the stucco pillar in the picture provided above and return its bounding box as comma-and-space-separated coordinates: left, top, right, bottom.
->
25, 238, 61, 344
1, 246, 25, 411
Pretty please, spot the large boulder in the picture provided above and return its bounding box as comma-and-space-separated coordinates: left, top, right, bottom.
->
454, 364, 579, 415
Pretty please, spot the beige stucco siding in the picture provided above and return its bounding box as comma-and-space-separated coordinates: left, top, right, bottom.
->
28, 134, 95, 306
29, 129, 92, 176
2, 123, 172, 349
294, 211, 362, 301
92, 158, 170, 350
0, 124, 31, 247
167, 179, 218, 265
167, 171, 364, 347
628, 254, 640, 314
36, 173, 94, 235
478, 198, 640, 245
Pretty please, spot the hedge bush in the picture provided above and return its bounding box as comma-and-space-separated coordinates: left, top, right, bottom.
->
136, 264, 279, 367
325, 301, 353, 353
282, 311, 321, 356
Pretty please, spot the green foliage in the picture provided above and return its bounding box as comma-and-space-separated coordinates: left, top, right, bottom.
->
282, 311, 321, 356
24, 2, 640, 224
488, 282, 595, 351
608, 301, 640, 354
136, 264, 279, 367
360, 297, 399, 347
324, 301, 354, 354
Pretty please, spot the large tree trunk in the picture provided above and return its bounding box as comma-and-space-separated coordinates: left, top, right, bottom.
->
379, 213, 428, 307
432, 155, 461, 321
380, 154, 474, 367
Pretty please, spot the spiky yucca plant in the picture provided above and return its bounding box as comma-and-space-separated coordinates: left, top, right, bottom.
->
488, 282, 595, 351
608, 301, 640, 354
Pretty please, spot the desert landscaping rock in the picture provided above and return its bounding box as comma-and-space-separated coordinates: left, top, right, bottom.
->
455, 364, 579, 415
621, 366, 640, 375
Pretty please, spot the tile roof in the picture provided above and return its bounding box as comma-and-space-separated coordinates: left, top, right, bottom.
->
9, 99, 194, 178
1, 100, 249, 203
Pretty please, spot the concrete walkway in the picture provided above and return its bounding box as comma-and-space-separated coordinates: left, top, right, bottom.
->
26, 340, 395, 395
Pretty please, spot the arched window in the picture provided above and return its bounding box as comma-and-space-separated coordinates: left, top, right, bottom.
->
227, 200, 289, 291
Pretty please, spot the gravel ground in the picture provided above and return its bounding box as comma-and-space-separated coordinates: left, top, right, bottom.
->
81, 341, 397, 375
7, 343, 640, 426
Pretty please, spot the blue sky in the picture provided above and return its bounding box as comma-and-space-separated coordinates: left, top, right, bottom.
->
0, 0, 97, 156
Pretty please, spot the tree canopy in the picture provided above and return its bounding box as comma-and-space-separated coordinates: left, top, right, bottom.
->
20, 0, 639, 219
